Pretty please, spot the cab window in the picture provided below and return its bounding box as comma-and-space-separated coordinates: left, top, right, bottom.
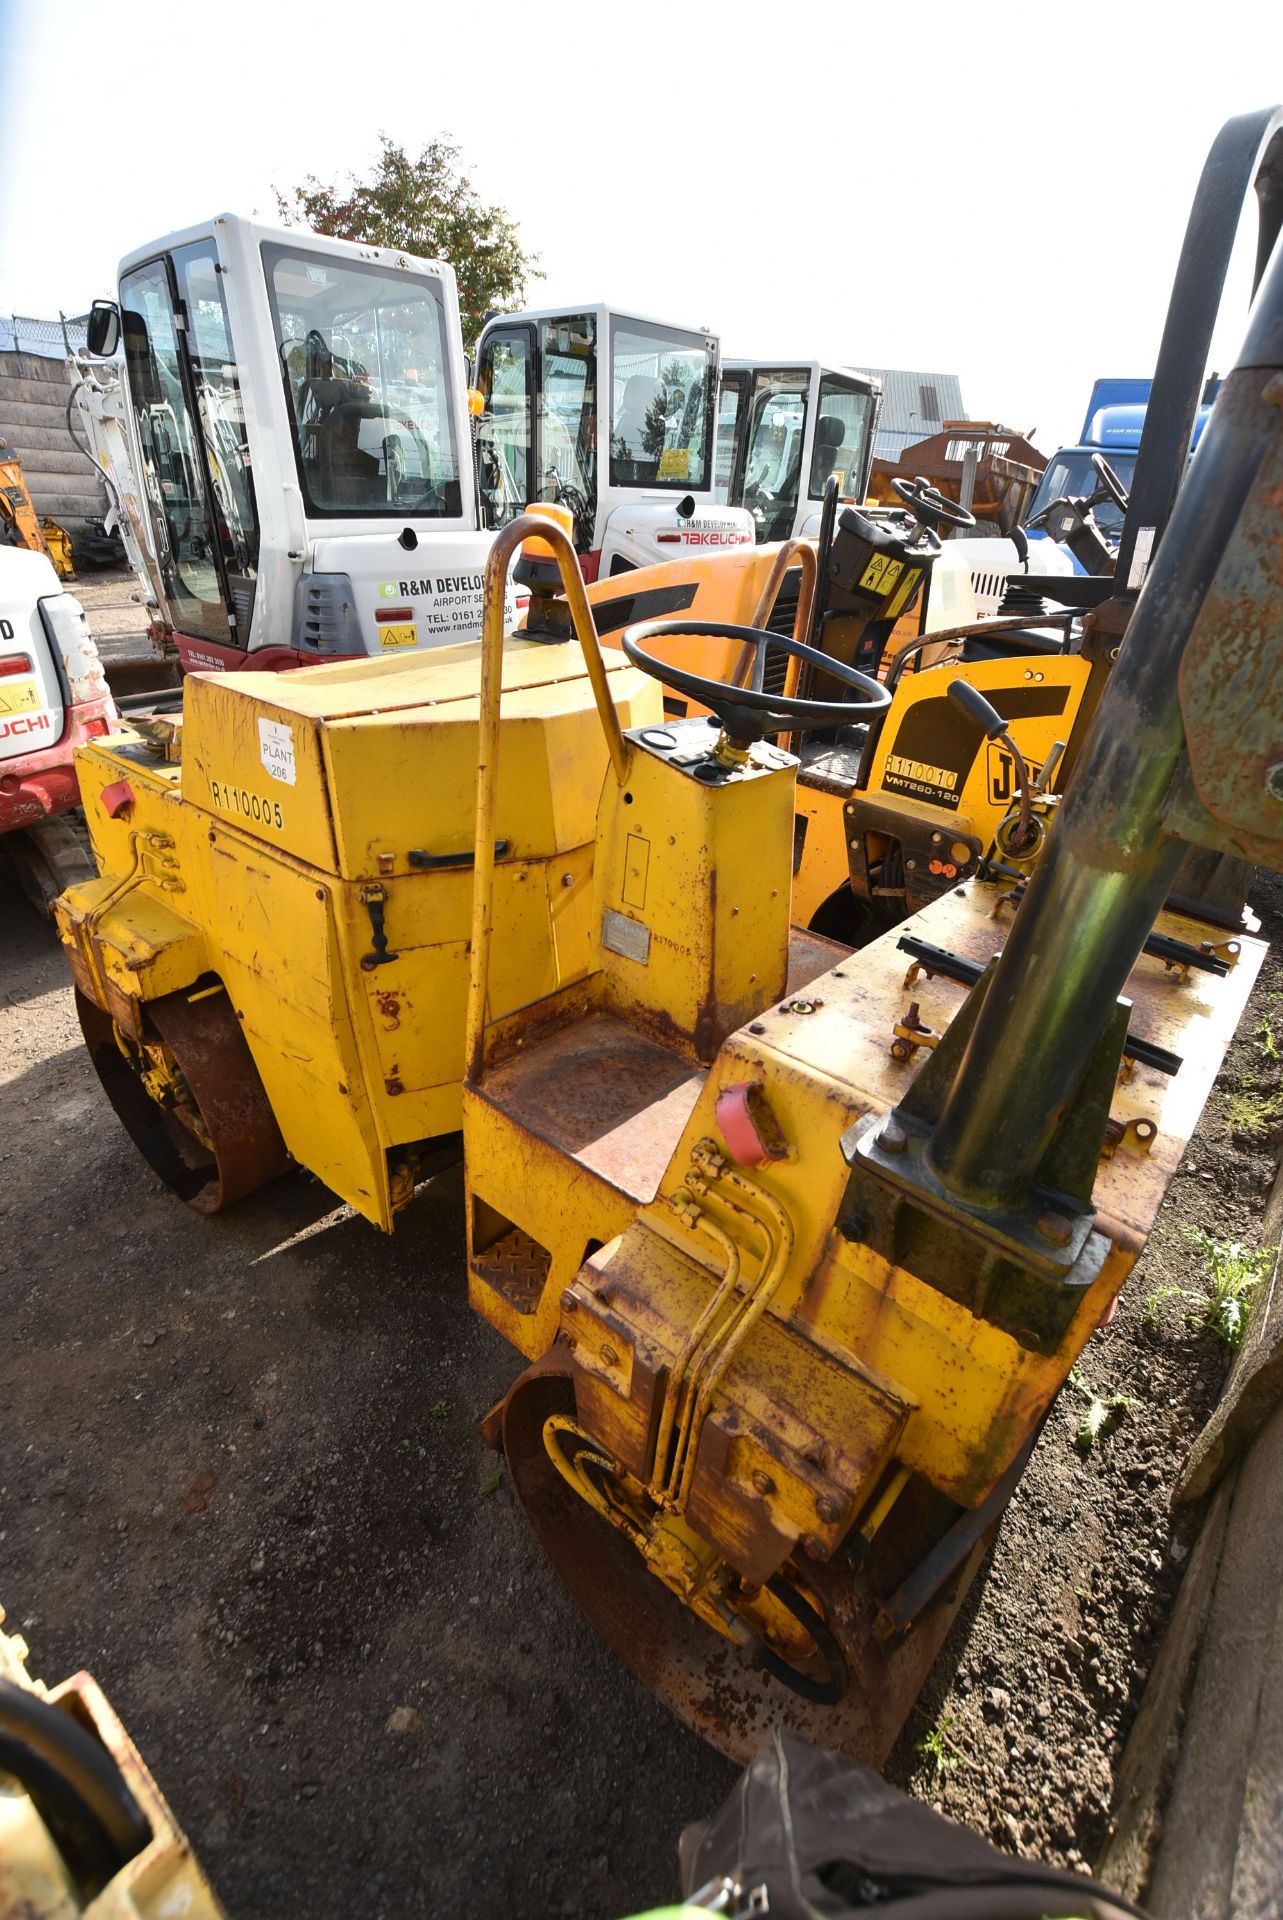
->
714, 378, 743, 503
809, 379, 874, 499
538, 316, 597, 522
477, 327, 533, 527
171, 243, 259, 579
263, 245, 461, 518
1027, 451, 1135, 536
609, 320, 714, 489
741, 373, 808, 541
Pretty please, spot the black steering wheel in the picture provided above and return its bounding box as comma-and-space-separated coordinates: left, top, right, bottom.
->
1090, 450, 1131, 513
892, 475, 977, 533
620, 618, 891, 745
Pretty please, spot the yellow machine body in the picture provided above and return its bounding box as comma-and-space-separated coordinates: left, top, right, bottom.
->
463, 520, 1264, 1764
0, 1609, 224, 1919
0, 450, 74, 577
58, 517, 1093, 1228
587, 546, 1093, 934
40, 516, 76, 579
56, 637, 659, 1228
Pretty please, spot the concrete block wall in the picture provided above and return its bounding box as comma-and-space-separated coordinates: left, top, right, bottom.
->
0, 350, 107, 524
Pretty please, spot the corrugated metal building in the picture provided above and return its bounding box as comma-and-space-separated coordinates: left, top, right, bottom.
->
862, 368, 967, 462
1, 315, 107, 524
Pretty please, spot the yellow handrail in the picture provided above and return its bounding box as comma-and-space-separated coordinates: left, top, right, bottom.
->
465, 513, 631, 1085
730, 539, 818, 690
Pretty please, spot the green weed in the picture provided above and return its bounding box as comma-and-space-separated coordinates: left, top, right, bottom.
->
1067, 1368, 1136, 1454
1188, 1228, 1271, 1348
1147, 1232, 1271, 1349
1225, 1087, 1283, 1140
916, 1712, 965, 1777
1143, 1286, 1182, 1330
479, 1465, 505, 1498
1257, 1018, 1280, 1063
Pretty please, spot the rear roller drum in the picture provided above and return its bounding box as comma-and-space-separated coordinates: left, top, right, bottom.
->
500, 1354, 994, 1767
76, 985, 289, 1213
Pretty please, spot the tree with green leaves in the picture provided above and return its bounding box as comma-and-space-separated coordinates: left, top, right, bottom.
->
276, 136, 540, 345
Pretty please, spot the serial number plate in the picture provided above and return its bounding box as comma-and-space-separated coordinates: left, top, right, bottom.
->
0, 677, 40, 717
379, 622, 418, 649
602, 908, 651, 965
209, 777, 285, 829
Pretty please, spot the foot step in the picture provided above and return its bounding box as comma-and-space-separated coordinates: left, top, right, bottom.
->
471, 1227, 551, 1315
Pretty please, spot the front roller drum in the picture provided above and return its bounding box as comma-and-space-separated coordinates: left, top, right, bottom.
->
501, 1353, 993, 1768
76, 986, 289, 1213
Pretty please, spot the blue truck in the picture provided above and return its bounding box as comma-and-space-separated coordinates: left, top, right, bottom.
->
1025, 376, 1218, 556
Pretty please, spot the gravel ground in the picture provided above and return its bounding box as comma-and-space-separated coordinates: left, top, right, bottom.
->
74, 568, 152, 660
1, 868, 1278, 1916
0, 874, 733, 1918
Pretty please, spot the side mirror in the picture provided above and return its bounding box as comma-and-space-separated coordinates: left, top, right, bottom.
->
86, 299, 121, 358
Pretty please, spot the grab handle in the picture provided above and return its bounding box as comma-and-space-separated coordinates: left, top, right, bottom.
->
466, 514, 630, 1084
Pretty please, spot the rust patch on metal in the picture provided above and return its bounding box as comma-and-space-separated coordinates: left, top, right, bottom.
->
786, 926, 849, 996
479, 1011, 703, 1203
77, 986, 289, 1214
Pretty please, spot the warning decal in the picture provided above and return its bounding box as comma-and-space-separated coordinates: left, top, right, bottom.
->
858, 553, 904, 597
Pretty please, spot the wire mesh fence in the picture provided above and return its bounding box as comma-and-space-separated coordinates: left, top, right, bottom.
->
3, 312, 91, 358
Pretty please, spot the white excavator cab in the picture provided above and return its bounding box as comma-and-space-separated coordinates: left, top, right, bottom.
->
79, 214, 501, 672
473, 304, 755, 581
715, 360, 882, 541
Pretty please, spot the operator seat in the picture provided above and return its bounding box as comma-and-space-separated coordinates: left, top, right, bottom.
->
613, 374, 663, 469
809, 414, 846, 494
316, 395, 385, 508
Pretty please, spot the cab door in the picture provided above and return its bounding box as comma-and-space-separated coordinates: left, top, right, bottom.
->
737, 368, 809, 543
714, 367, 750, 504
118, 243, 259, 648
475, 324, 535, 528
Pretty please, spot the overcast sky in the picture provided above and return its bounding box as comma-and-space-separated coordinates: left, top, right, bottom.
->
1, 0, 1279, 451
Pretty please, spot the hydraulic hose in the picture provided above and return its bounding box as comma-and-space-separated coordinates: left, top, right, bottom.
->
0, 1679, 151, 1878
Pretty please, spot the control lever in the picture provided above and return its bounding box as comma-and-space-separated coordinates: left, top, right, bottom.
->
1038, 739, 1066, 793
946, 680, 1035, 851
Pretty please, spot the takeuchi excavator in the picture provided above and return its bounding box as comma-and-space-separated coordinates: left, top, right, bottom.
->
74, 214, 505, 676
715, 360, 882, 541
473, 303, 755, 581
710, 360, 1046, 635
455, 106, 1283, 1762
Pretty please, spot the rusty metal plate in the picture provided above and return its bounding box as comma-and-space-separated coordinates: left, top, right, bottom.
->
479, 1011, 704, 1204
785, 925, 850, 996
751, 882, 1266, 1250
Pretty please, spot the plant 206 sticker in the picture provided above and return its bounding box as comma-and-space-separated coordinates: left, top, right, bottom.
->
258, 717, 297, 785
